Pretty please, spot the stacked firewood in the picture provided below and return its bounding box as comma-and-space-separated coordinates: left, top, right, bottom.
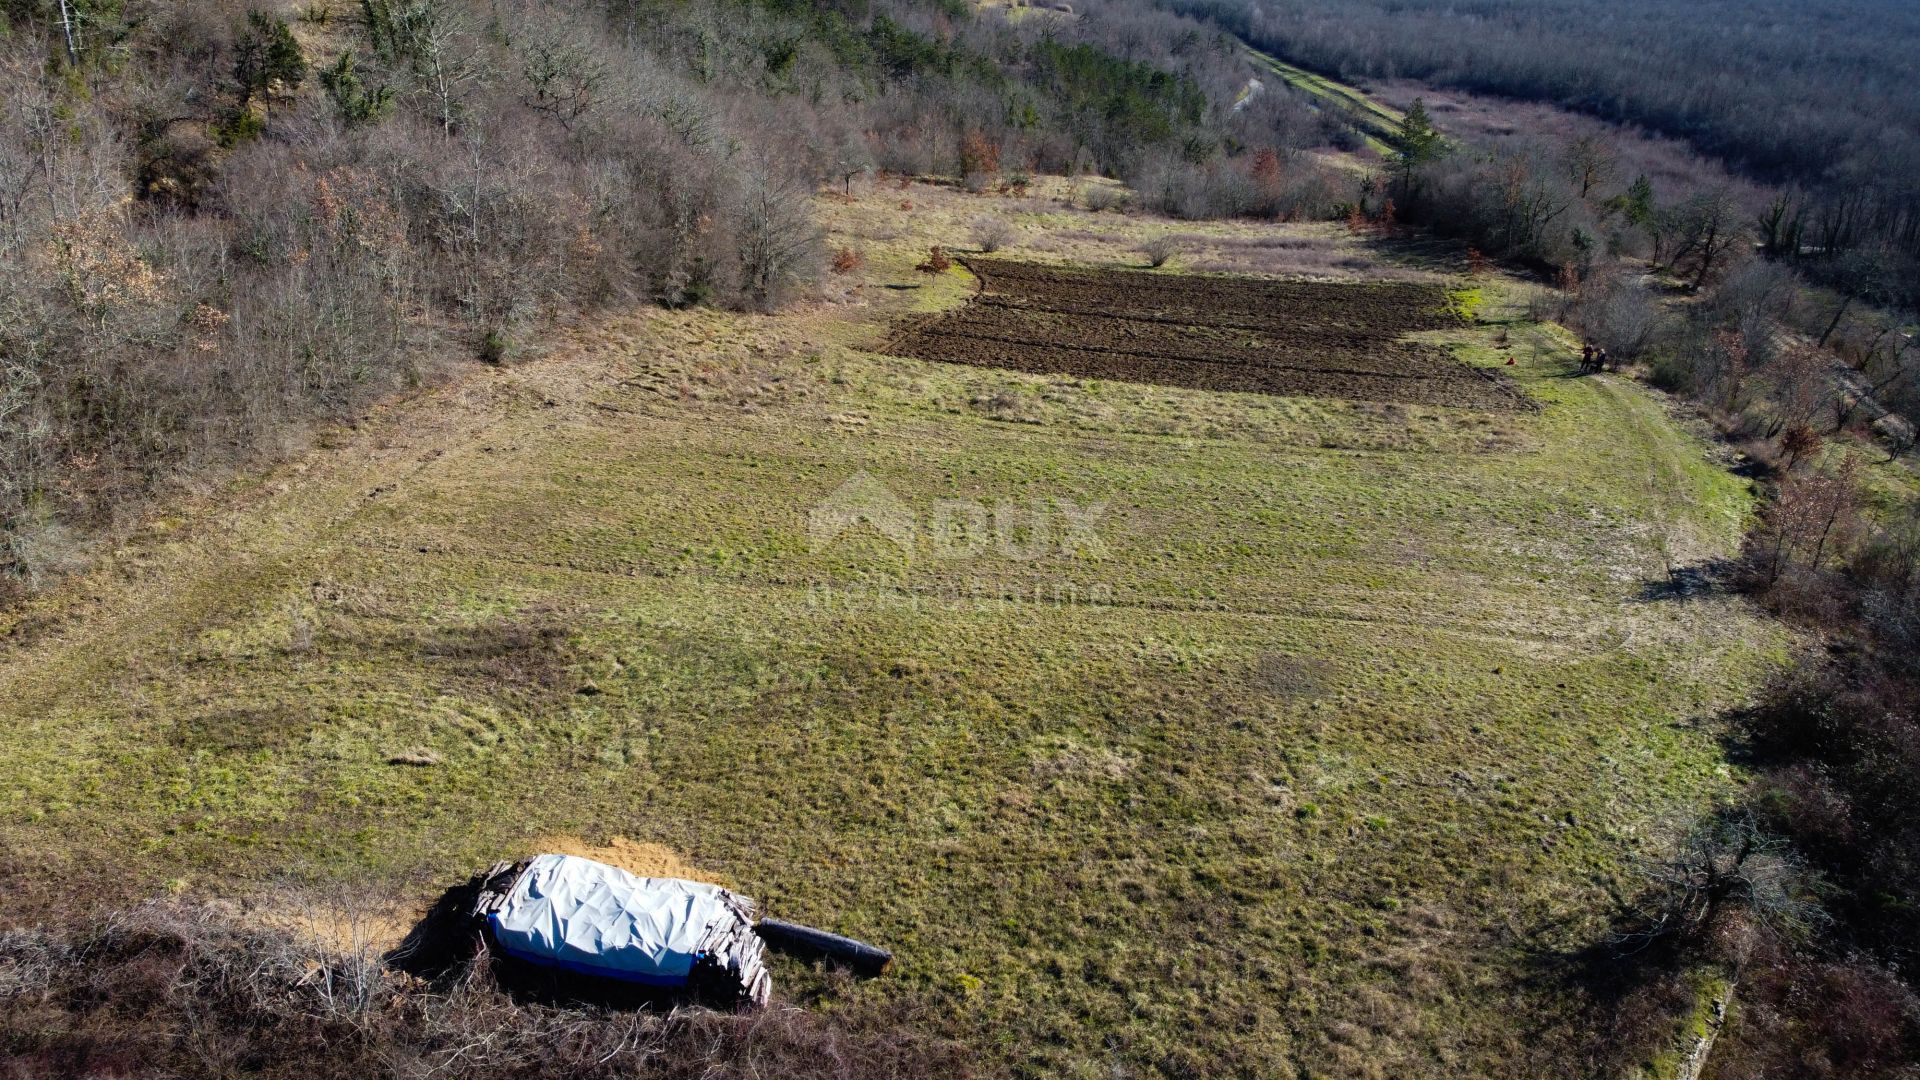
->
691, 890, 772, 1007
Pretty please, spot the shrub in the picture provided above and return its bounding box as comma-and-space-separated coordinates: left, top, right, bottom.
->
479, 328, 513, 365
969, 215, 1015, 253
1140, 234, 1181, 268
916, 246, 952, 274
213, 107, 267, 147
830, 247, 865, 274
1081, 184, 1124, 213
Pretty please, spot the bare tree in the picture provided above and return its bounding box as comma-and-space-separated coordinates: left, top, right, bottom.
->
1563, 133, 1616, 199
517, 28, 609, 131
370, 0, 489, 137
1663, 188, 1740, 290
56, 0, 79, 66
830, 127, 872, 198
1766, 342, 1835, 436
733, 168, 820, 311
1817, 245, 1895, 347
1613, 809, 1825, 960
1757, 459, 1863, 583
1574, 271, 1659, 360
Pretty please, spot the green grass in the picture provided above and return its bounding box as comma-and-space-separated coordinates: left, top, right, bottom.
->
0, 192, 1786, 1076
1246, 46, 1404, 155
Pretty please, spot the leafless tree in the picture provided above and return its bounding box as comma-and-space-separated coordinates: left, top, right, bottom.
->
517, 26, 610, 131
375, 0, 490, 138
1613, 809, 1825, 961
1765, 342, 1835, 436
733, 167, 820, 311
1662, 188, 1740, 290
1563, 133, 1616, 199
1573, 271, 1660, 360
1757, 459, 1863, 583
829, 126, 872, 198
1816, 245, 1895, 347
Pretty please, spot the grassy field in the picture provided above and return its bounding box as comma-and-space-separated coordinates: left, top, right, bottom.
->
0, 179, 1784, 1076
1245, 47, 1405, 155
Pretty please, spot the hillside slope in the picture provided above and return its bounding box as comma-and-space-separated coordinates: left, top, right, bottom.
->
0, 180, 1785, 1076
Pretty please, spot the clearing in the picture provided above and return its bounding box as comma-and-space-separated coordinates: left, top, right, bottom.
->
0, 178, 1782, 1076
1244, 47, 1406, 154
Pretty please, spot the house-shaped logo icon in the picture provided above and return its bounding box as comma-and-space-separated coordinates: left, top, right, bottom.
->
808, 471, 917, 555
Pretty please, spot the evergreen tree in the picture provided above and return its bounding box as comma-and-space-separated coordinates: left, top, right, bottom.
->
1622, 174, 1656, 228
319, 50, 396, 126
1391, 98, 1442, 190
233, 10, 306, 102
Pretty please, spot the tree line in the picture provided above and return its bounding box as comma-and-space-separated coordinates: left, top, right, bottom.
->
1362, 86, 1920, 1080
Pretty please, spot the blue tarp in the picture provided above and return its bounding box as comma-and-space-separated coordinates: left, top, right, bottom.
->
486, 854, 740, 986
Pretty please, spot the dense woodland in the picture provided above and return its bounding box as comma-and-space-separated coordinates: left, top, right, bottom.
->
1177, 0, 1920, 310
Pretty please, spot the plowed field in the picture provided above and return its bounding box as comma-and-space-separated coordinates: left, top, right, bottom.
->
885, 259, 1528, 409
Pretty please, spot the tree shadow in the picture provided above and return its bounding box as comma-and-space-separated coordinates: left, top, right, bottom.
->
384, 873, 486, 982
1511, 906, 1705, 1072
1634, 557, 1741, 602
1351, 230, 1477, 273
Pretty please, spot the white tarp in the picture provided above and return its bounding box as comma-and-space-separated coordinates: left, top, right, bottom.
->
486, 854, 737, 985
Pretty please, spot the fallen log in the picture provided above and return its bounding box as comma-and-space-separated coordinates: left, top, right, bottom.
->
754, 919, 892, 977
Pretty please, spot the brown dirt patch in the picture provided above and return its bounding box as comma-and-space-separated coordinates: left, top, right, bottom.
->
246, 836, 719, 958
254, 902, 422, 956
882, 258, 1528, 410
533, 835, 725, 885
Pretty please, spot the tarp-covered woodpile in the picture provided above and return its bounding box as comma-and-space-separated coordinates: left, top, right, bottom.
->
473, 854, 771, 1007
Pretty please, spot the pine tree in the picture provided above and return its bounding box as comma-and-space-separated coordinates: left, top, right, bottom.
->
233, 10, 306, 103
1392, 98, 1442, 190
320, 51, 395, 126
1622, 174, 1656, 228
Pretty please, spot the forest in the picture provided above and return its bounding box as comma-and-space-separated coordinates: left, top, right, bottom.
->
1172, 0, 1920, 309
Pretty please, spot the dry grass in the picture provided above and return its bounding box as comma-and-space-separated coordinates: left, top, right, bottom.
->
0, 902, 971, 1079
0, 177, 1790, 1076
1371, 80, 1772, 205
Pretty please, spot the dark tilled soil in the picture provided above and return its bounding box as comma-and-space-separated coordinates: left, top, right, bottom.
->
883, 259, 1528, 410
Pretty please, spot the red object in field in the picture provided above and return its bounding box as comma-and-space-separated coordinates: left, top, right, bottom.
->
1505, 357, 1516, 365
